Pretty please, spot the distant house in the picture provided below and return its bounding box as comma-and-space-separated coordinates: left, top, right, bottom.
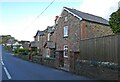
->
19, 40, 30, 49
34, 30, 46, 56
12, 41, 22, 51
29, 41, 36, 48
55, 7, 113, 70
44, 26, 56, 58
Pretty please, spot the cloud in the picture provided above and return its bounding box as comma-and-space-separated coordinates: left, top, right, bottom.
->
80, 0, 119, 20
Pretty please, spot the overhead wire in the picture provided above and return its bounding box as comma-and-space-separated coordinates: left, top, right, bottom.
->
21, 0, 56, 33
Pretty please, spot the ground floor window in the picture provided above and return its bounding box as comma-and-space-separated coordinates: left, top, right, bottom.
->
64, 45, 68, 57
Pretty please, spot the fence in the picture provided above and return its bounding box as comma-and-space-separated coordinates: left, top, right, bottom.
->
79, 34, 119, 63
72, 34, 120, 80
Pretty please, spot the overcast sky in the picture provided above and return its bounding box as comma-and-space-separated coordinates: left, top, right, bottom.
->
0, 0, 119, 41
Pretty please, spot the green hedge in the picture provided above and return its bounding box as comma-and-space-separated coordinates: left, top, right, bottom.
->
14, 48, 29, 55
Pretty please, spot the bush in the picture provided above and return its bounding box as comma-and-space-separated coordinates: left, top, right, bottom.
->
5, 46, 12, 52
31, 51, 37, 56
14, 48, 29, 55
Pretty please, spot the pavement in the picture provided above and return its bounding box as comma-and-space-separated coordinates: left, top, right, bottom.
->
1, 45, 91, 80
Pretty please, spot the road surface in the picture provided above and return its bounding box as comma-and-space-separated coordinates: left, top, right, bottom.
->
1, 45, 90, 80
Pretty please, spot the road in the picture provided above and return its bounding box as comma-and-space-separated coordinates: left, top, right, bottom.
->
1, 45, 90, 80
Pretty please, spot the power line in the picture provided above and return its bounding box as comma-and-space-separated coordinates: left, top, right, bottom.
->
21, 0, 56, 33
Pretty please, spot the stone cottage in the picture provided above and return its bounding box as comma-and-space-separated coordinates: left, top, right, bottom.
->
44, 26, 56, 58
34, 30, 46, 56
55, 7, 113, 70
34, 27, 56, 58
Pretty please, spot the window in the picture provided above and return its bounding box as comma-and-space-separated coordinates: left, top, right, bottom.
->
65, 17, 68, 22
48, 33, 50, 41
64, 26, 68, 37
37, 47, 39, 49
64, 45, 68, 57
38, 35, 39, 41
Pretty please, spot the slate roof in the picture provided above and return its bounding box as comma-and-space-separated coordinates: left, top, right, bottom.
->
34, 30, 44, 37
47, 26, 54, 33
64, 7, 109, 25
29, 41, 36, 47
44, 41, 55, 49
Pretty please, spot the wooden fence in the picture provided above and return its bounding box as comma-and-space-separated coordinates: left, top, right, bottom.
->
79, 34, 119, 63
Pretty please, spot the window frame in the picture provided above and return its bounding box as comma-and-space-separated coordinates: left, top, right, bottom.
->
64, 45, 68, 57
38, 35, 39, 41
64, 26, 68, 37
65, 16, 68, 22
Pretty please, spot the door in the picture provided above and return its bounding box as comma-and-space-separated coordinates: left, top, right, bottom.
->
63, 45, 69, 71
59, 51, 64, 67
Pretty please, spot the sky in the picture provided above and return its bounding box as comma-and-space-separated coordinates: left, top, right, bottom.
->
0, 0, 119, 41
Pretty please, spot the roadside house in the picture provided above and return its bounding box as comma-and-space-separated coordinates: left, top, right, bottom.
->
34, 30, 46, 56
29, 41, 37, 50
29, 41, 37, 59
19, 40, 30, 49
12, 41, 22, 51
44, 26, 56, 58
55, 7, 113, 70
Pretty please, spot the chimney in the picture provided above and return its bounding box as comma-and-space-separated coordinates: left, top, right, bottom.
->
54, 16, 59, 24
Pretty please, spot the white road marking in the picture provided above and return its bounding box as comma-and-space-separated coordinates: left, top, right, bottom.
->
3, 67, 12, 80
1, 60, 4, 66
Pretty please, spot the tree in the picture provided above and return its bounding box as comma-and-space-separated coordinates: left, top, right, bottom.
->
109, 8, 120, 33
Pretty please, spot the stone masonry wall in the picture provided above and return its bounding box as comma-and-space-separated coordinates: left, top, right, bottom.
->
56, 10, 81, 52
80, 21, 114, 40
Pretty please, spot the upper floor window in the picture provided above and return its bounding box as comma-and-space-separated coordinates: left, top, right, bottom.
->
48, 33, 50, 41
64, 26, 68, 37
38, 35, 39, 41
65, 17, 68, 22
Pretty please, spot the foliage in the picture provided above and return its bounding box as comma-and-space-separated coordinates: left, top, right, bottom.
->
31, 47, 37, 52
109, 8, 120, 33
14, 48, 29, 55
5, 46, 12, 52
30, 48, 37, 56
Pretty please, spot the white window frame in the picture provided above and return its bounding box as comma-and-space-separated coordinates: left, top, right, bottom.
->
48, 33, 50, 41
65, 17, 68, 22
37, 47, 39, 49
64, 45, 68, 57
64, 26, 68, 37
38, 35, 39, 41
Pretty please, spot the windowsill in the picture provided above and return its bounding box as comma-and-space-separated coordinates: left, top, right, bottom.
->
63, 36, 68, 38
64, 56, 68, 58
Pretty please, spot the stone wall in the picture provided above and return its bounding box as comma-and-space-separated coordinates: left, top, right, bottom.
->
32, 56, 56, 68
81, 21, 114, 40
74, 59, 119, 80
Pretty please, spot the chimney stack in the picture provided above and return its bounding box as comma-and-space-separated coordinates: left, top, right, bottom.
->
54, 16, 59, 24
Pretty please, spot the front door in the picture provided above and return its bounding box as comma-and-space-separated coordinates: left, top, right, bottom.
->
63, 57, 69, 71
63, 45, 69, 71
59, 51, 64, 67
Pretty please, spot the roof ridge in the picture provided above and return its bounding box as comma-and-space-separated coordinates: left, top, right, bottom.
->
66, 7, 107, 21
64, 7, 109, 25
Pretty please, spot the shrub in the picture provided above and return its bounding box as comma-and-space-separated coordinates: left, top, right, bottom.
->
5, 46, 12, 52
14, 48, 18, 54
31, 51, 37, 56
14, 48, 29, 55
